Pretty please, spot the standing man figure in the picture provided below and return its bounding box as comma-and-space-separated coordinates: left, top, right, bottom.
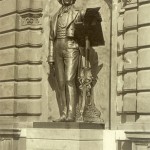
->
48, 0, 82, 122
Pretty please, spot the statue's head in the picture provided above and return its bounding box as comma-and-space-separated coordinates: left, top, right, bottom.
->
57, 0, 76, 6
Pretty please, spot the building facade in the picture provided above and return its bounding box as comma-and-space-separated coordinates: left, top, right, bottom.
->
0, 0, 150, 150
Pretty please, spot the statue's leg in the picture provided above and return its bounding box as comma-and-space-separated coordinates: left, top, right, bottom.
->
64, 48, 79, 121
53, 39, 67, 121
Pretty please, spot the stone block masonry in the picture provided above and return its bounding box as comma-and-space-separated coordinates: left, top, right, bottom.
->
0, 0, 43, 123
116, 0, 150, 127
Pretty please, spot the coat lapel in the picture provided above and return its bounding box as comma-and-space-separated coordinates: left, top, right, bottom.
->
66, 7, 79, 27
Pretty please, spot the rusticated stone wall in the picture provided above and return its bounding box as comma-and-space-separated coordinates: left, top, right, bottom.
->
116, 0, 150, 128
0, 0, 43, 125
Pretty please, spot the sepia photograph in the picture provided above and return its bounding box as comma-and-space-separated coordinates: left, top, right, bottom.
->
0, 0, 149, 149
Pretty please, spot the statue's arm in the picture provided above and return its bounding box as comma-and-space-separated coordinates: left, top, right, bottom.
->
76, 9, 85, 23
48, 19, 54, 64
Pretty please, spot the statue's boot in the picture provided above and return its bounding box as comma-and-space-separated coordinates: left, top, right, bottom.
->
53, 107, 67, 122
66, 110, 75, 122
53, 114, 66, 122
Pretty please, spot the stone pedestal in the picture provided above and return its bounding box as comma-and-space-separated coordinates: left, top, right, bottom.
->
23, 122, 104, 150
0, 122, 105, 150
33, 122, 105, 129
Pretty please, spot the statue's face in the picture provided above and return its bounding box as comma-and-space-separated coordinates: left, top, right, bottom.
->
62, 0, 73, 5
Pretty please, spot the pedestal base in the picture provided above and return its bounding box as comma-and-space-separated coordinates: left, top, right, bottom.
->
33, 122, 105, 129
25, 122, 105, 150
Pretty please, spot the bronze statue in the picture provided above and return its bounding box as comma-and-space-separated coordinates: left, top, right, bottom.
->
48, 0, 104, 122
48, 0, 82, 122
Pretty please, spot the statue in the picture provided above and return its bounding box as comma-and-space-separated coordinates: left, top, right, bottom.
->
48, 0, 104, 122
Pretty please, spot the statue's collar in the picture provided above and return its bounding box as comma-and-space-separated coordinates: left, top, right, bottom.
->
59, 5, 73, 14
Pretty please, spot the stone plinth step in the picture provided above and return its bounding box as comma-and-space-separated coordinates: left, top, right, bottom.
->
26, 123, 104, 150
33, 122, 105, 129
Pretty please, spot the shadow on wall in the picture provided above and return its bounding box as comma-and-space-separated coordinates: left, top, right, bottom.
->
80, 47, 104, 87
48, 68, 62, 116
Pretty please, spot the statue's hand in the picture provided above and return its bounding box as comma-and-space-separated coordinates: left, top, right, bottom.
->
49, 62, 55, 76
49, 62, 54, 66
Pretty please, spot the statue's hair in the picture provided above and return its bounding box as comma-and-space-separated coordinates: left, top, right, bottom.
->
57, 0, 76, 4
